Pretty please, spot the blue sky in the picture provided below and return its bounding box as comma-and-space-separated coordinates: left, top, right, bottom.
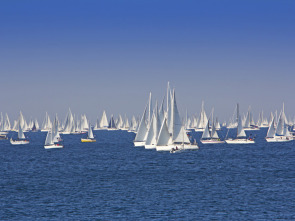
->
0, 0, 294, 123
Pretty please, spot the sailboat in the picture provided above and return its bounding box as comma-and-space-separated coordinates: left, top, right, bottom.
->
243, 106, 259, 131
44, 128, 63, 149
200, 119, 224, 144
107, 115, 117, 130
265, 104, 293, 142
225, 104, 255, 144
145, 102, 161, 149
133, 104, 148, 146
81, 121, 96, 142
10, 123, 29, 145
156, 89, 199, 151
41, 112, 52, 132
95, 111, 108, 130
195, 101, 208, 132
60, 108, 74, 134
128, 116, 138, 133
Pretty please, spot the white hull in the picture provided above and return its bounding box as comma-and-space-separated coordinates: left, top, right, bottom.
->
10, 138, 29, 145
225, 139, 255, 144
194, 128, 205, 132
107, 128, 117, 131
93, 128, 108, 131
156, 144, 199, 151
0, 131, 9, 135
134, 141, 145, 147
156, 146, 172, 151
145, 144, 156, 149
60, 131, 71, 134
244, 127, 260, 131
71, 131, 86, 134
201, 139, 225, 144
265, 136, 293, 142
183, 144, 199, 150
44, 144, 64, 149
41, 129, 51, 132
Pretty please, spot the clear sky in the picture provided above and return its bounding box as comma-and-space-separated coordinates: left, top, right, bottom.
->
0, 0, 294, 123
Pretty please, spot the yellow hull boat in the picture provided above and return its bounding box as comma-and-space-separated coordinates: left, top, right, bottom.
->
81, 138, 96, 142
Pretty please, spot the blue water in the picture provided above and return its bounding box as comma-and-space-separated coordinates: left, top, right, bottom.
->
1, 129, 295, 220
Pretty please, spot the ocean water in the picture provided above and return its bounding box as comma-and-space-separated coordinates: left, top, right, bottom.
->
1, 129, 295, 220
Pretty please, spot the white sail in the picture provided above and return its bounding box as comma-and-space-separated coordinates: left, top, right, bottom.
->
80, 114, 89, 131
268, 112, 274, 126
266, 117, 275, 138
88, 122, 94, 139
122, 116, 130, 130
145, 113, 156, 146
12, 120, 17, 131
145, 102, 161, 146
244, 107, 251, 128
276, 110, 284, 136
214, 117, 220, 130
158, 96, 165, 125
196, 101, 208, 129
167, 82, 173, 134
130, 116, 138, 131
116, 115, 123, 129
52, 114, 61, 142
42, 112, 52, 130
18, 123, 26, 139
100, 111, 108, 128
63, 108, 74, 133
201, 120, 211, 139
237, 114, 246, 137
156, 118, 171, 146
0, 113, 4, 131
18, 111, 28, 130
35, 119, 40, 130
170, 89, 189, 144
173, 126, 190, 144
134, 104, 148, 142
211, 119, 219, 139
94, 117, 99, 130
171, 90, 181, 141
147, 92, 152, 128
4, 113, 11, 131
45, 130, 53, 145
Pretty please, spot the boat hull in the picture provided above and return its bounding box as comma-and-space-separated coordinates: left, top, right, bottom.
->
194, 128, 205, 132
134, 141, 145, 147
81, 138, 96, 142
156, 146, 172, 151
10, 138, 29, 145
0, 131, 9, 135
44, 144, 64, 149
225, 139, 255, 144
201, 139, 225, 144
156, 144, 199, 151
265, 136, 293, 142
244, 127, 260, 131
60, 131, 71, 134
145, 144, 156, 149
